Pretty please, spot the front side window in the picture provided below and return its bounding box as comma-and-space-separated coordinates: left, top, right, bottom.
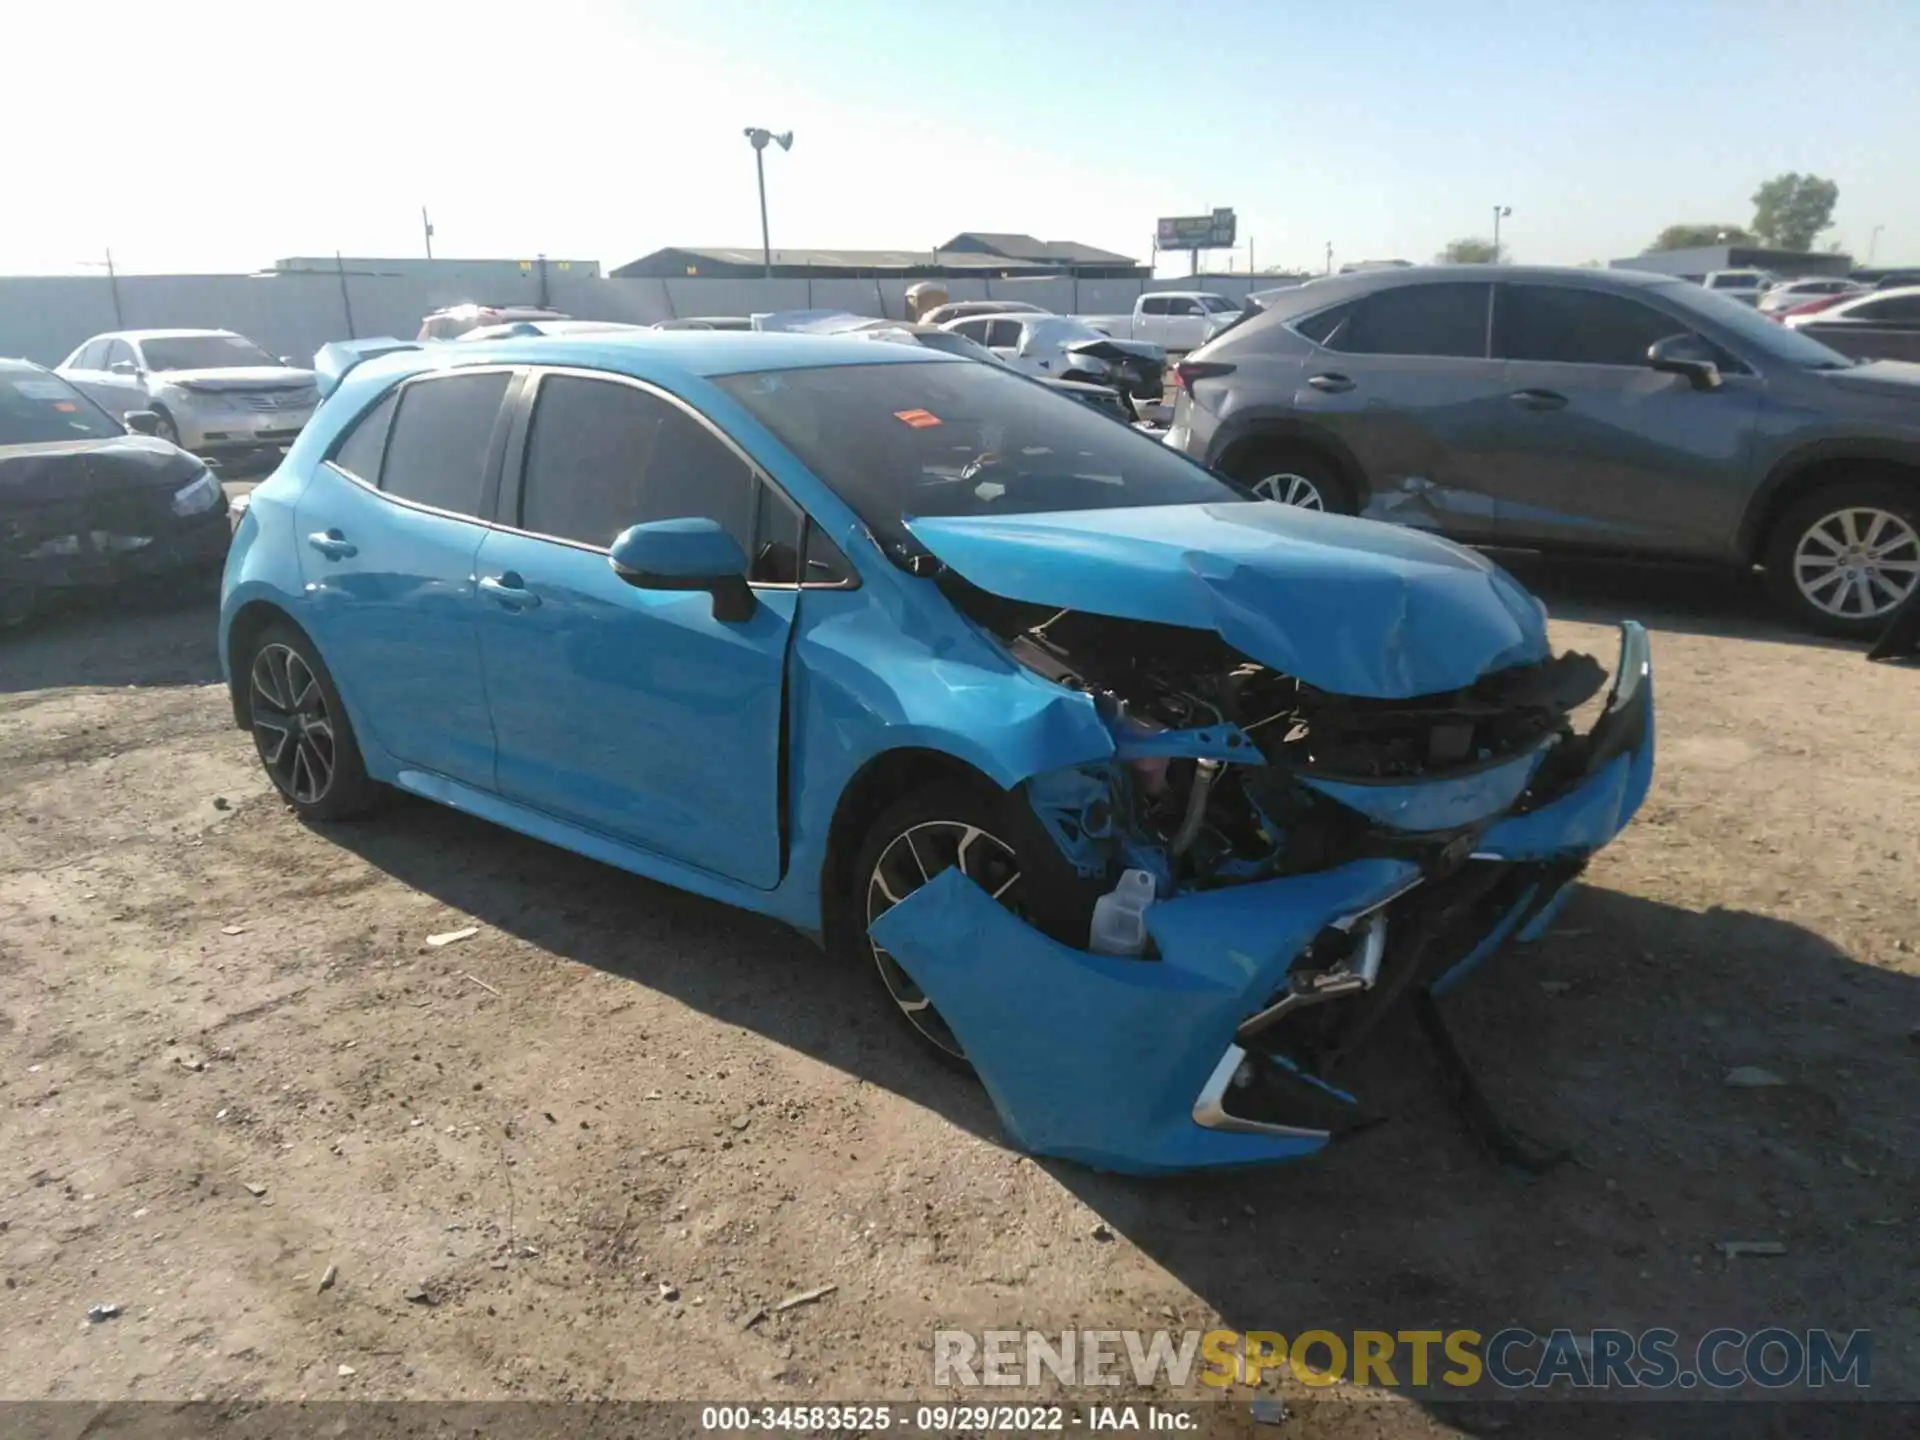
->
1201, 295, 1240, 313
103, 340, 136, 371
516, 374, 797, 583
380, 370, 510, 516
0, 369, 126, 444
715, 359, 1238, 556
1495, 285, 1690, 367
1334, 283, 1491, 358
138, 334, 278, 371
1168, 297, 1204, 316
983, 319, 1023, 349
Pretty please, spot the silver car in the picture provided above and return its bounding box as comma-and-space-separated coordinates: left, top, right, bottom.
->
56, 329, 318, 461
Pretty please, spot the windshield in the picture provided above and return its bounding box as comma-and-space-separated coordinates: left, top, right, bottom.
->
1656, 281, 1857, 369
715, 360, 1236, 554
0, 370, 126, 445
140, 334, 280, 371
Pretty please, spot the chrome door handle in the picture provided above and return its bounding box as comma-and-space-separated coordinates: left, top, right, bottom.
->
306, 529, 356, 559
1509, 389, 1568, 411
478, 573, 541, 609
1307, 373, 1355, 393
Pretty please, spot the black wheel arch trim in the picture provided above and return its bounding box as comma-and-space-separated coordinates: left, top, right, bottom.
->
1739, 436, 1920, 559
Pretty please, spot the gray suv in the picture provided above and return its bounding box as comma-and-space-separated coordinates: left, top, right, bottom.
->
1167, 265, 1920, 637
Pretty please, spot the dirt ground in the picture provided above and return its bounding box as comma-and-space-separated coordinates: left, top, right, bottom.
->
1, 543, 1916, 1437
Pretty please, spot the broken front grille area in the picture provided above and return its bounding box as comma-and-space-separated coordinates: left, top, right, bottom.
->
1195, 860, 1554, 1138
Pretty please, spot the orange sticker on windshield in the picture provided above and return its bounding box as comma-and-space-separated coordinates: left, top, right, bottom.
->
53, 402, 77, 412
893, 408, 942, 428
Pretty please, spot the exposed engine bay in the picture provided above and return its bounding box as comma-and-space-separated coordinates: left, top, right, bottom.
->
943, 577, 1609, 895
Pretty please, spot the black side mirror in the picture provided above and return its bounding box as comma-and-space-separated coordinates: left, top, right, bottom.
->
1647, 334, 1723, 391
124, 410, 164, 436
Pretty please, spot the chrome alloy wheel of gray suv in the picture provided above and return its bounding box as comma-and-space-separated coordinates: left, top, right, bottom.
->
1167, 265, 1920, 638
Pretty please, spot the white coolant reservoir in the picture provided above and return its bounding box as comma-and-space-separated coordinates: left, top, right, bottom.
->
1089, 868, 1157, 957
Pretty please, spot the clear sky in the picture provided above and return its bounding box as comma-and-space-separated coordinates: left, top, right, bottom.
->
6, 0, 1916, 277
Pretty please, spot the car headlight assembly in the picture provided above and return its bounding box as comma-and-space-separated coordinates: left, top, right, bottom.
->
170, 469, 223, 517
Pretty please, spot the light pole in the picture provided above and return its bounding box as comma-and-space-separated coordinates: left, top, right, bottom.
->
743, 127, 793, 278
1868, 224, 1885, 266
1492, 205, 1512, 262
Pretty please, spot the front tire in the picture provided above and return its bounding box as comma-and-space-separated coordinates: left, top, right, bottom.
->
1763, 479, 1920, 638
244, 622, 382, 820
840, 783, 1097, 1072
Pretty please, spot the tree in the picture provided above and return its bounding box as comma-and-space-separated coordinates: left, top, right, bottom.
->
1649, 223, 1753, 252
1437, 236, 1504, 264
1750, 173, 1839, 252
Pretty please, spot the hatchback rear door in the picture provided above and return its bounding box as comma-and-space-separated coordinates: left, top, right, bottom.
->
294, 368, 513, 788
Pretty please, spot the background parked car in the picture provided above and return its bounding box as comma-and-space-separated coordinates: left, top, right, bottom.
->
417, 304, 569, 340
942, 313, 1164, 398
1, 359, 228, 626
651, 317, 754, 331
1782, 285, 1920, 362
1700, 269, 1779, 305
1756, 277, 1866, 315
846, 320, 1139, 423
915, 299, 1050, 328
454, 320, 648, 342
1075, 291, 1241, 352
56, 329, 318, 464
1166, 264, 1920, 637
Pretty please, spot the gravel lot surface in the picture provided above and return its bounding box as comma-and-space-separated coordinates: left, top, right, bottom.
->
1, 549, 1915, 1437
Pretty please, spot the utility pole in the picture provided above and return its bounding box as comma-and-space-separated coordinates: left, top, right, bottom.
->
1325, 241, 1333, 275
422, 207, 434, 260
1867, 224, 1885, 266
1493, 205, 1512, 261
104, 247, 123, 327
743, 128, 793, 278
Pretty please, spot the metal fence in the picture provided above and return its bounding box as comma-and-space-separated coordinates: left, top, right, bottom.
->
0, 269, 1287, 368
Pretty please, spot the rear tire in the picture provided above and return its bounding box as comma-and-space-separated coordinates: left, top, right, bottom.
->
1762, 478, 1920, 638
837, 782, 1098, 1073
243, 621, 383, 821
1222, 442, 1355, 514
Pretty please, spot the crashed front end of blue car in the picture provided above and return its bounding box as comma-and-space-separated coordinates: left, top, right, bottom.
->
868, 512, 1654, 1175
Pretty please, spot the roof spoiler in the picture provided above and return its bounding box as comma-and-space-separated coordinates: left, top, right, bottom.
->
314, 337, 423, 399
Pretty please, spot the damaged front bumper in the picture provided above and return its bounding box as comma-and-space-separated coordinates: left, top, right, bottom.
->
868, 623, 1653, 1175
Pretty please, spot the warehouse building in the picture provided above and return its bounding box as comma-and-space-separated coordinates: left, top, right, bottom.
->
611, 234, 1145, 281
1609, 244, 1852, 282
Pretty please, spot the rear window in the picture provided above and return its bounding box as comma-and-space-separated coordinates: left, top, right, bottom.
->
0, 370, 124, 445
379, 371, 510, 517
1333, 283, 1491, 358
714, 360, 1235, 558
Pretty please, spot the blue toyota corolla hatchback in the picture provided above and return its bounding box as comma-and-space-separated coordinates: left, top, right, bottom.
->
220, 332, 1653, 1173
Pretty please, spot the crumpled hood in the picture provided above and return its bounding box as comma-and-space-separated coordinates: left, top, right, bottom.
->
153, 366, 314, 392
908, 501, 1551, 698
0, 434, 202, 506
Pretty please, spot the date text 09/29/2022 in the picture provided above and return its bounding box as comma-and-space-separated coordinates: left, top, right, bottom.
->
698, 1404, 1196, 1432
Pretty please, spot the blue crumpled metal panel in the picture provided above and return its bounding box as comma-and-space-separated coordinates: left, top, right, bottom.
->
867, 858, 1419, 1173
906, 501, 1550, 699
1296, 742, 1551, 832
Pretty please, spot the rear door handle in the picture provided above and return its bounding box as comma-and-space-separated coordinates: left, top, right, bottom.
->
1307, 373, 1355, 393
478, 573, 541, 610
306, 529, 356, 559
1509, 388, 1568, 411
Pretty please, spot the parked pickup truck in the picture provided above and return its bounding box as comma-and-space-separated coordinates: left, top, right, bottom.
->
1075, 291, 1244, 352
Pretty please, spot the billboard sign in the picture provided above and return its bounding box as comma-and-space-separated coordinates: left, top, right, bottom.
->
1157, 208, 1237, 250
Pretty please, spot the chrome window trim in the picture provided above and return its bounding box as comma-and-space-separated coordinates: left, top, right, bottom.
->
504, 365, 858, 591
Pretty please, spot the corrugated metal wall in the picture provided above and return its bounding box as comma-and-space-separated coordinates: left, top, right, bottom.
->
0, 270, 1279, 367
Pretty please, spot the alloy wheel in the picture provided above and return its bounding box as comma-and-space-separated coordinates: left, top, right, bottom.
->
250, 643, 336, 805
865, 819, 1023, 1062
1792, 506, 1920, 621
1252, 472, 1327, 510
